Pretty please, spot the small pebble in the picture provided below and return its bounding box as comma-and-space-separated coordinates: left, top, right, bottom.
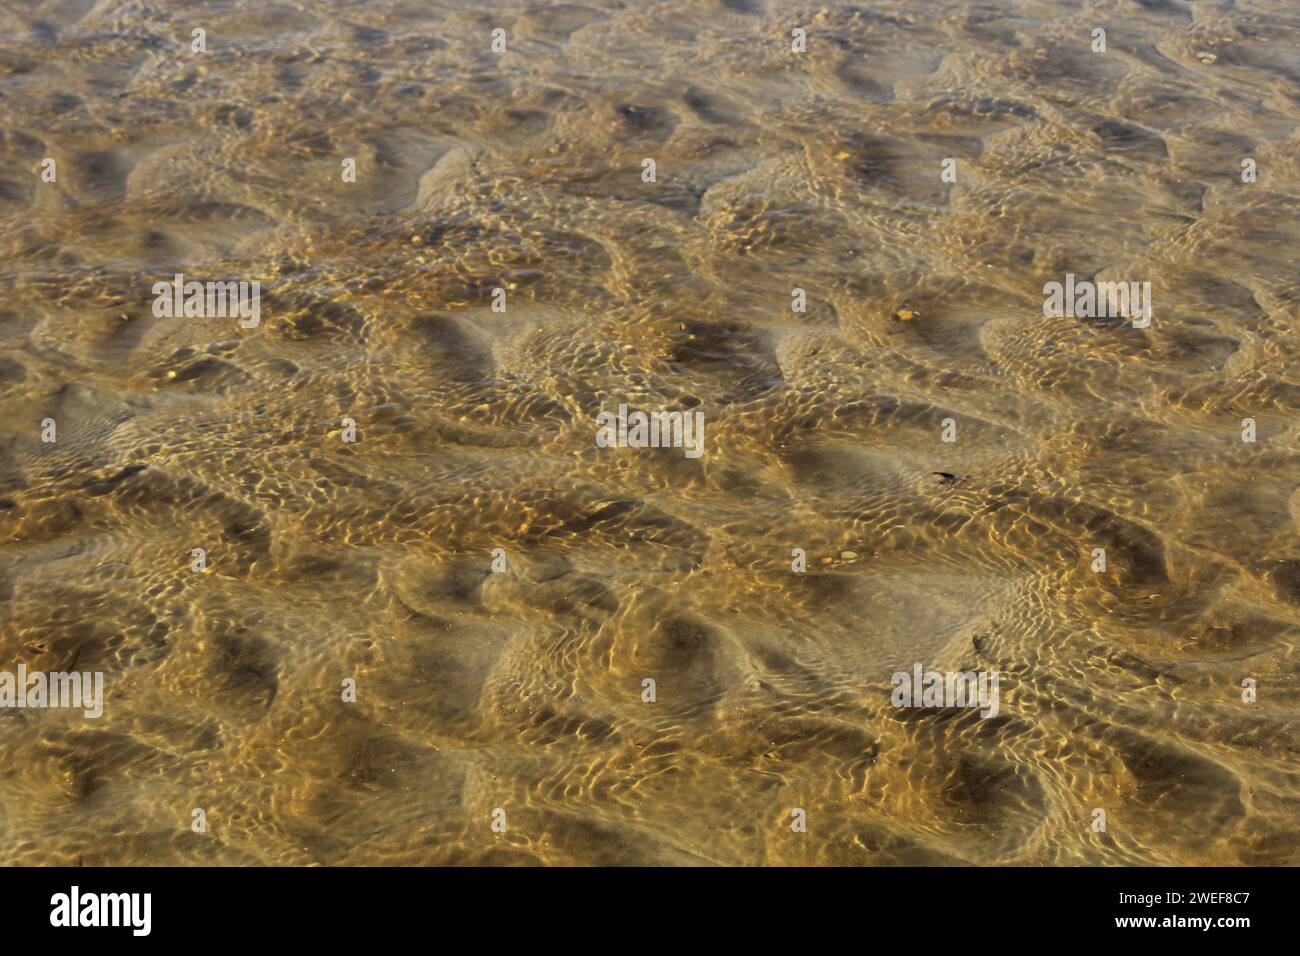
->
840, 550, 858, 560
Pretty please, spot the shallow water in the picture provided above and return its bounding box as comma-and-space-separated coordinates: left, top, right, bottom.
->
0, 0, 1298, 866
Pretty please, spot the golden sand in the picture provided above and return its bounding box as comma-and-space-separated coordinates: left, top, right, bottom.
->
0, 0, 1297, 865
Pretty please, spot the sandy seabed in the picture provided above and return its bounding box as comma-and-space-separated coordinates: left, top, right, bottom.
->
0, 0, 1298, 865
